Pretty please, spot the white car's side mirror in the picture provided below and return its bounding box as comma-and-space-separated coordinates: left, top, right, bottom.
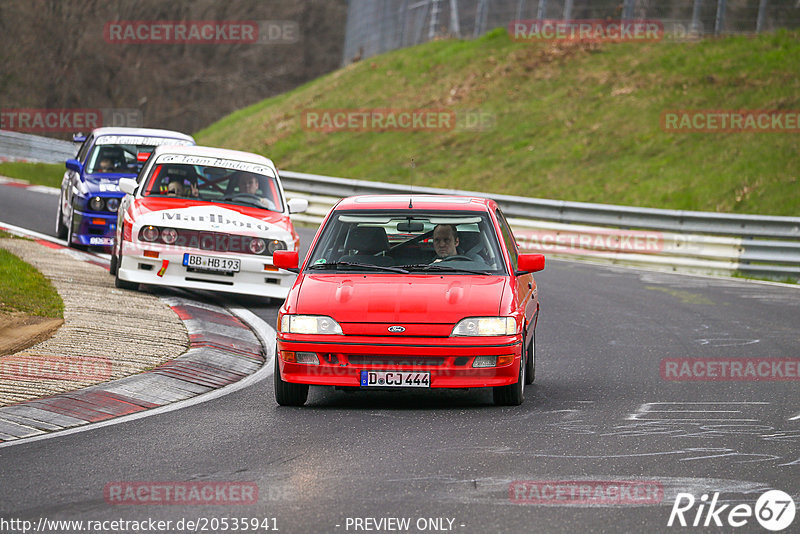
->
287, 198, 308, 214
118, 178, 138, 196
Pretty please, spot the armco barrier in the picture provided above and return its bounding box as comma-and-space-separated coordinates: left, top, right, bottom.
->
280, 170, 800, 280
0, 129, 796, 280
0, 130, 76, 163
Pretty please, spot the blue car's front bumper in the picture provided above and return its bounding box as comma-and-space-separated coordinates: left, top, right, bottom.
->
70, 209, 117, 248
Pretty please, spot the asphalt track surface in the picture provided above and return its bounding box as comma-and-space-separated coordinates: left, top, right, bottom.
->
1, 185, 798, 533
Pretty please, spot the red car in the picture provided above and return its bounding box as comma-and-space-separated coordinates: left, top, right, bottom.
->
272, 195, 545, 406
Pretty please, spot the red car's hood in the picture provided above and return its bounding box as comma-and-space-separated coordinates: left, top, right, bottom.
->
294, 274, 507, 323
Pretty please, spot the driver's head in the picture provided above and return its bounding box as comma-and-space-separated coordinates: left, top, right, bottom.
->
238, 173, 259, 194
166, 177, 184, 196
98, 158, 113, 171
433, 224, 459, 258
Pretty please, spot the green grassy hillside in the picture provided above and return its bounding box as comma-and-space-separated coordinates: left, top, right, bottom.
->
197, 29, 798, 216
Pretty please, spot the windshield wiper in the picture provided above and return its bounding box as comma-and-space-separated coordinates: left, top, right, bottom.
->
308, 262, 409, 273
400, 263, 491, 275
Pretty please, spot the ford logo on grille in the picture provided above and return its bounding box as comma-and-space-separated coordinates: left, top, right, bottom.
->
388, 326, 406, 333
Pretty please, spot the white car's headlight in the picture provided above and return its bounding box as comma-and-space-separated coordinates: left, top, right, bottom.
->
268, 239, 288, 254
280, 315, 343, 335
451, 317, 517, 336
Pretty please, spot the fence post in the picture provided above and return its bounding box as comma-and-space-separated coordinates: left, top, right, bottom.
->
756, 0, 768, 32
563, 0, 574, 21
474, 0, 488, 37
715, 0, 727, 35
691, 0, 703, 34
622, 0, 635, 20
537, 0, 547, 19
449, 0, 460, 36
429, 0, 441, 40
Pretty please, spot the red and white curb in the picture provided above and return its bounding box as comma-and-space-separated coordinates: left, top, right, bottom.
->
0, 222, 275, 444
0, 176, 59, 195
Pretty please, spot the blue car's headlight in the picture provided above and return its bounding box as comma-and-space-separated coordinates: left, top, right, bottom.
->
107, 198, 120, 212
89, 196, 104, 211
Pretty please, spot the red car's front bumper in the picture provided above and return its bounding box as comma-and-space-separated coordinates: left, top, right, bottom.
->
276, 335, 522, 388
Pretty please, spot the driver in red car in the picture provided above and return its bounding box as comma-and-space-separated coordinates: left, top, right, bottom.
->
432, 224, 460, 261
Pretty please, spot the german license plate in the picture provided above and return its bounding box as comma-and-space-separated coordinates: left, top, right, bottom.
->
360, 370, 430, 388
183, 253, 240, 272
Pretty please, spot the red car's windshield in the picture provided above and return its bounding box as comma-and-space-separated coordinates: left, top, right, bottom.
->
306, 211, 507, 274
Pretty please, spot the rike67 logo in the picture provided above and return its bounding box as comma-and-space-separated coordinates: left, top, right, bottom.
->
668, 490, 796, 531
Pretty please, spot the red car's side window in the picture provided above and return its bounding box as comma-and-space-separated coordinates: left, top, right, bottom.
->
495, 208, 519, 271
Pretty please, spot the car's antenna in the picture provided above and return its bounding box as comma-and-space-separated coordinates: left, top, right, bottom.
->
409, 157, 415, 209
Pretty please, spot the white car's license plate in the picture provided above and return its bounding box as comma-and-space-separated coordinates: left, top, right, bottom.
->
360, 370, 430, 388
183, 253, 240, 272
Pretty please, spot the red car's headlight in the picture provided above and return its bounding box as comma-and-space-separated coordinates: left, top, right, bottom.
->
451, 317, 517, 336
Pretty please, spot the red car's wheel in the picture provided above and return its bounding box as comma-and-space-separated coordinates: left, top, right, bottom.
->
274, 353, 308, 406
493, 342, 525, 406
524, 330, 536, 385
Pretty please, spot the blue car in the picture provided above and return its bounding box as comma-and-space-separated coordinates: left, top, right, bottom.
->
57, 127, 195, 249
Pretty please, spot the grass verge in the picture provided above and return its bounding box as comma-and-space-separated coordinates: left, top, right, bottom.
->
0, 162, 63, 188
197, 29, 800, 216
0, 247, 64, 317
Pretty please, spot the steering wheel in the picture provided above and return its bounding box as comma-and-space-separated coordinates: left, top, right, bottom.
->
438, 255, 473, 262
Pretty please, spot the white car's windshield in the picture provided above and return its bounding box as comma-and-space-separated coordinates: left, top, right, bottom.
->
306, 211, 507, 274
141, 162, 284, 212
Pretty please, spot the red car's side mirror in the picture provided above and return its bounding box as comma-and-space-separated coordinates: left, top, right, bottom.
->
517, 253, 545, 273
272, 250, 299, 270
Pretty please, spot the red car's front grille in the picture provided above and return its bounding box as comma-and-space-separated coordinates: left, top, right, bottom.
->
346, 355, 445, 367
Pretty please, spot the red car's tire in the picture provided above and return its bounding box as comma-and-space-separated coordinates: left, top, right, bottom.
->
274, 353, 309, 406
493, 342, 525, 406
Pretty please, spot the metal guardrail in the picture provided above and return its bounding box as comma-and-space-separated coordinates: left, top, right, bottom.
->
0, 130, 76, 163
0, 130, 795, 280
281, 170, 800, 280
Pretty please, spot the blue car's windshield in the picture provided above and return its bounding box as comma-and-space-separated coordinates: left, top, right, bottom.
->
86, 136, 193, 175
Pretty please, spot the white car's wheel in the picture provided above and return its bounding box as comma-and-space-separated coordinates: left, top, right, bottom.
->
113, 239, 138, 290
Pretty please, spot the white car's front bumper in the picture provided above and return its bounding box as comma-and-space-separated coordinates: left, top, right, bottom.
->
118, 241, 296, 298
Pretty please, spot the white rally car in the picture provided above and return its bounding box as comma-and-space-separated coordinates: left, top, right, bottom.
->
111, 145, 308, 299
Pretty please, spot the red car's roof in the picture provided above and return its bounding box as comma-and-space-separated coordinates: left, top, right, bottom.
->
334, 195, 496, 211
